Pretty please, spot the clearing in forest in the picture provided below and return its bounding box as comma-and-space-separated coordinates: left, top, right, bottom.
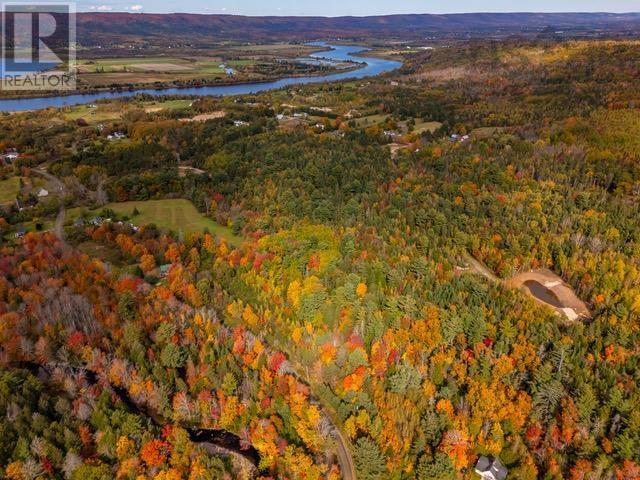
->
506, 270, 591, 321
0, 177, 21, 204
463, 254, 590, 321
73, 199, 241, 246
179, 111, 227, 122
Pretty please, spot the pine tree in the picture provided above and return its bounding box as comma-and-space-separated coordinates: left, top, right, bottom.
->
353, 437, 387, 480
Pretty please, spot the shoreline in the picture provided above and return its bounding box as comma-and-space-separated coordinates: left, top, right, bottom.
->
0, 43, 360, 102
0, 65, 364, 102
0, 45, 401, 112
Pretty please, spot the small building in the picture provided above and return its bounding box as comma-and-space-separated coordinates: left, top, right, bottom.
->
475, 456, 507, 480
89, 216, 103, 226
2, 149, 18, 162
37, 188, 49, 198
159, 264, 172, 278
107, 132, 126, 141
233, 120, 249, 127
15, 226, 26, 238
74, 218, 85, 227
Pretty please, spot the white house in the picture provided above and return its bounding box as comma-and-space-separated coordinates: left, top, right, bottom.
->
37, 188, 49, 198
3, 149, 18, 162
107, 132, 126, 141
475, 457, 508, 480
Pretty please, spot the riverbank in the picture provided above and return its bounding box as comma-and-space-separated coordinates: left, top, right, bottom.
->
0, 44, 402, 112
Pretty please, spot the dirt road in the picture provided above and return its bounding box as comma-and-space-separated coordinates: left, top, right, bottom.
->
33, 167, 67, 240
462, 253, 500, 284
462, 252, 590, 321
207, 310, 357, 480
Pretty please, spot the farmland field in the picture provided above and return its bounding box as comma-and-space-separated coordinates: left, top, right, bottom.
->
76, 56, 230, 87
77, 56, 221, 73
413, 120, 442, 133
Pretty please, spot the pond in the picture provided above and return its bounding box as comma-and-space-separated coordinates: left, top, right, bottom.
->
523, 280, 565, 308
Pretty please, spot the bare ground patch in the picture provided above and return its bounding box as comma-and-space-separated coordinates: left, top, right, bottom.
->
408, 66, 470, 83
462, 254, 591, 322
506, 270, 591, 321
179, 111, 226, 123
178, 166, 206, 177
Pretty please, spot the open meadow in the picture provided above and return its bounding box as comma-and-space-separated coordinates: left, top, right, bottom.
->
0, 177, 21, 204
71, 199, 241, 245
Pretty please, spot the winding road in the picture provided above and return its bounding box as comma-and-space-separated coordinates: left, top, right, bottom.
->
203, 308, 357, 480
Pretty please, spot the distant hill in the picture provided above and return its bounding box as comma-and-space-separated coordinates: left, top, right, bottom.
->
76, 12, 640, 45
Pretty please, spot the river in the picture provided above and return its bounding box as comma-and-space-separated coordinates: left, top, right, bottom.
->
0, 43, 402, 112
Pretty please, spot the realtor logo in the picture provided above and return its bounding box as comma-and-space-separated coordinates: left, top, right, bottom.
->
1, 2, 76, 90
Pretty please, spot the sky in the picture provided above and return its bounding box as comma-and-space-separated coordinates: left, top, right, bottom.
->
76, 0, 640, 15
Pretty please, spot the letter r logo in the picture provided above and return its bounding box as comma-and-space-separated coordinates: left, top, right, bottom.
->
1, 2, 75, 90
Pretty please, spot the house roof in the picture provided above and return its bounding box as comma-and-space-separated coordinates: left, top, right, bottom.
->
476, 456, 508, 480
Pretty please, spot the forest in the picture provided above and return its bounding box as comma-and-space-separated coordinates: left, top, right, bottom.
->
1, 38, 640, 479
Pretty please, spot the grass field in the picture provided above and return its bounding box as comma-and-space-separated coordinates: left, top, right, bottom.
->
142, 99, 193, 112
350, 116, 441, 134
63, 99, 194, 123
226, 59, 256, 66
63, 104, 123, 123
0, 177, 21, 204
413, 121, 443, 134
352, 114, 389, 127
72, 199, 241, 246
470, 127, 502, 140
